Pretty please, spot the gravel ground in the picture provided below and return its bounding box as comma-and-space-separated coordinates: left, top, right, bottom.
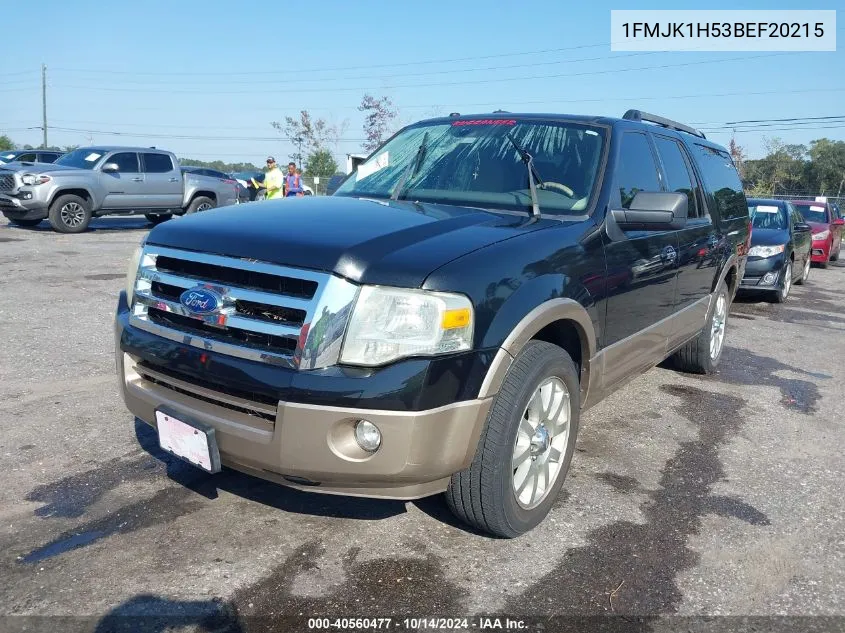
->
0, 217, 843, 633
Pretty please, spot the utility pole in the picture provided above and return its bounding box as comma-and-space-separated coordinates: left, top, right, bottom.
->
41, 64, 48, 149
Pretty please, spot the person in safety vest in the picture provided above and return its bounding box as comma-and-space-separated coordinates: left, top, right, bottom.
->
263, 156, 284, 200
285, 161, 305, 197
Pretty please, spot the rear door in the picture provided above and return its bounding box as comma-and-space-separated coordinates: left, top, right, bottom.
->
100, 152, 144, 209
602, 131, 679, 386
141, 152, 182, 209
652, 134, 715, 349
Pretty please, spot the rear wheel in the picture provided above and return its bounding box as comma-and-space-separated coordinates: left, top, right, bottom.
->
7, 217, 42, 227
185, 196, 215, 215
144, 213, 172, 225
795, 256, 811, 285
445, 340, 580, 538
48, 194, 91, 233
671, 278, 730, 374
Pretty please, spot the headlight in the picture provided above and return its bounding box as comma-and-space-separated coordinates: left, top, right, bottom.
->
812, 230, 830, 241
124, 244, 145, 305
747, 244, 784, 258
21, 174, 51, 186
339, 286, 474, 366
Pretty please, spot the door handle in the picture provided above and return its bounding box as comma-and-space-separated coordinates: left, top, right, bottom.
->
168, 177, 179, 182
131, 177, 143, 182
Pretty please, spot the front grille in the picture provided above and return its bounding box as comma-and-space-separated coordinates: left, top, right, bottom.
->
0, 173, 15, 192
129, 245, 343, 368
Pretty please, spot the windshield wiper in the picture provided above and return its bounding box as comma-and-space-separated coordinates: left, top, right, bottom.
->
391, 131, 429, 200
506, 132, 542, 217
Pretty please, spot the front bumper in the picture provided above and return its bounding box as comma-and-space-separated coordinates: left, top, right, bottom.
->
0, 193, 48, 220
810, 239, 830, 263
739, 255, 785, 289
115, 293, 494, 499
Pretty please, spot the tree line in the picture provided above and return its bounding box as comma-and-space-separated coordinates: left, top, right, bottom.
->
730, 137, 845, 198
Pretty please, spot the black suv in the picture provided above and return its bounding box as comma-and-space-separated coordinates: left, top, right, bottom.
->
116, 110, 749, 537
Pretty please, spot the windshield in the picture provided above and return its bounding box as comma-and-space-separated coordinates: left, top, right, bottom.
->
334, 119, 607, 215
749, 204, 787, 230
54, 148, 105, 170
794, 204, 829, 224
0, 152, 19, 164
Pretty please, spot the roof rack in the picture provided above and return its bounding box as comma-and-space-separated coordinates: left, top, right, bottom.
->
622, 109, 706, 139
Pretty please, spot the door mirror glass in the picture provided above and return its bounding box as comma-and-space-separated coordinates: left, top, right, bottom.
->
833, 218, 845, 226
794, 222, 812, 232
101, 162, 119, 173
611, 191, 688, 231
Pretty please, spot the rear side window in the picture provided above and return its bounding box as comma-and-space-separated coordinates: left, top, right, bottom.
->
109, 152, 140, 173
691, 144, 746, 220
615, 132, 661, 208
40, 153, 60, 163
653, 136, 701, 218
143, 153, 174, 173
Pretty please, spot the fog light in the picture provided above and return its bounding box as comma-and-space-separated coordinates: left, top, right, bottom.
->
354, 420, 381, 452
762, 272, 778, 285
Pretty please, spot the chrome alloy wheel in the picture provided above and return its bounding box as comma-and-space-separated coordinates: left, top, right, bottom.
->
60, 202, 86, 228
196, 202, 213, 212
710, 293, 727, 360
512, 377, 571, 509
781, 262, 792, 300
802, 256, 810, 281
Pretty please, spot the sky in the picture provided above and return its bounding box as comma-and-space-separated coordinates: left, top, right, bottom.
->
1, 0, 842, 167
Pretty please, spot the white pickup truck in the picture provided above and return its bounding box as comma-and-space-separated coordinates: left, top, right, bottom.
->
0, 146, 239, 233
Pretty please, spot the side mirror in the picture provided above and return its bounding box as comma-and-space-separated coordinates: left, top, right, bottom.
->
611, 191, 688, 231
794, 222, 812, 233
833, 218, 845, 226
101, 162, 119, 173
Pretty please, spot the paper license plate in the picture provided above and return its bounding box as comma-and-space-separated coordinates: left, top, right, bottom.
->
155, 410, 220, 473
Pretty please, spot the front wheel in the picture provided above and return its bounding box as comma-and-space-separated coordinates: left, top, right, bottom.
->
445, 340, 580, 538
772, 261, 792, 303
48, 194, 92, 233
671, 279, 730, 374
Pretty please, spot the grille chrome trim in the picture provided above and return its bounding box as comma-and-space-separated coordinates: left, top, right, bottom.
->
0, 172, 16, 193
128, 245, 359, 369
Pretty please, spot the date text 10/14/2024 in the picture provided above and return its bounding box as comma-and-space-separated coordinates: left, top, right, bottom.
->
307, 617, 528, 630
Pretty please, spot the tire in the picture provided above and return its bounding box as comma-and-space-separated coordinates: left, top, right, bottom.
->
795, 255, 811, 285
185, 196, 215, 215
671, 278, 730, 375
445, 340, 580, 538
144, 213, 172, 225
48, 194, 92, 234
254, 189, 266, 202
771, 261, 792, 304
7, 217, 42, 227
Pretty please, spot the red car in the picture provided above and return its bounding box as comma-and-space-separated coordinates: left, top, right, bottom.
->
791, 200, 844, 268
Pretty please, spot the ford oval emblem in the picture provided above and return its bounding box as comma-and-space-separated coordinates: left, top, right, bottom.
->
179, 287, 221, 315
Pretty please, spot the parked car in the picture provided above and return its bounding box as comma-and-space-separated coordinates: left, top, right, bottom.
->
181, 166, 242, 203
791, 199, 844, 268
0, 149, 63, 165
739, 198, 813, 302
0, 147, 239, 233
116, 110, 749, 537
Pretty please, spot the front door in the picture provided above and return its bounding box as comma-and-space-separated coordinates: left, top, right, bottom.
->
788, 202, 812, 270
100, 152, 144, 209
141, 152, 183, 209
602, 131, 679, 388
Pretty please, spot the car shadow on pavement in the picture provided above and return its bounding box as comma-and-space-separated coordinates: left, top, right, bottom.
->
93, 594, 243, 633
134, 419, 407, 522
3, 218, 153, 233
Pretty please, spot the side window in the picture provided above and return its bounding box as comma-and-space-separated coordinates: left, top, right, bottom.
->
690, 144, 746, 220
108, 152, 140, 173
787, 203, 802, 227
16, 153, 37, 162
142, 153, 174, 174
41, 153, 60, 163
654, 136, 701, 219
615, 132, 661, 208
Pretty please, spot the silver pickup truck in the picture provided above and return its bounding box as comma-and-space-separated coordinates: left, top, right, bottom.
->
0, 146, 239, 233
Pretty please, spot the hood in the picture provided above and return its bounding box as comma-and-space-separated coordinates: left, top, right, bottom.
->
806, 220, 831, 232
0, 162, 86, 175
146, 196, 553, 287
750, 228, 789, 246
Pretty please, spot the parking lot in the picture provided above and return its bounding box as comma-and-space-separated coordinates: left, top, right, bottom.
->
1, 218, 844, 631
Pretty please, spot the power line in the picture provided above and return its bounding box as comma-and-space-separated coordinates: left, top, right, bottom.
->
725, 114, 845, 125
47, 126, 369, 142
49, 53, 786, 96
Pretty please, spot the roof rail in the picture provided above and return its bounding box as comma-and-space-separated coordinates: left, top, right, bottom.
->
622, 109, 706, 139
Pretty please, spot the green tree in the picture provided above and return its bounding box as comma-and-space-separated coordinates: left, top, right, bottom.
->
178, 158, 261, 172
359, 94, 398, 152
305, 149, 339, 179
0, 135, 14, 151
271, 110, 340, 167
806, 138, 845, 195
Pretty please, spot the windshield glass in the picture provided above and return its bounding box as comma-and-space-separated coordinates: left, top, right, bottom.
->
0, 152, 18, 163
749, 203, 787, 230
54, 149, 105, 170
334, 119, 607, 215
794, 203, 829, 224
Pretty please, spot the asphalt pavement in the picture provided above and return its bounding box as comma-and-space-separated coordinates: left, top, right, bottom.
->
0, 217, 843, 633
